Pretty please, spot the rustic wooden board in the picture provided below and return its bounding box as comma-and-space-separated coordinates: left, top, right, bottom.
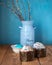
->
0, 45, 52, 65
39, 46, 52, 65
0, 45, 9, 65
1, 46, 22, 65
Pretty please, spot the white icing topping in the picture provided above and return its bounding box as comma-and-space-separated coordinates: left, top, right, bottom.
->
12, 48, 21, 53
33, 42, 45, 49
11, 45, 21, 53
21, 45, 33, 52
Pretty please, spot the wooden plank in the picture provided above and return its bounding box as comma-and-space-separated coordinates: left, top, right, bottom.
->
47, 46, 52, 53
0, 45, 9, 64
22, 58, 40, 65
46, 46, 52, 56
1, 46, 22, 65
1, 45, 52, 65
38, 46, 52, 65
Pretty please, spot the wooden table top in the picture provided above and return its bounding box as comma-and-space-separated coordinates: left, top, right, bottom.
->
0, 45, 52, 65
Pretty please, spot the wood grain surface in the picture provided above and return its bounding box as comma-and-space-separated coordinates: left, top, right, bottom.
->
0, 45, 52, 65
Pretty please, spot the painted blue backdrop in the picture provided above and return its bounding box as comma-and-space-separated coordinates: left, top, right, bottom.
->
0, 0, 52, 45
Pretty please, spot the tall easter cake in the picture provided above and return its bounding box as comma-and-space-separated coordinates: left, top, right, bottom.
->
20, 45, 34, 62
33, 42, 46, 58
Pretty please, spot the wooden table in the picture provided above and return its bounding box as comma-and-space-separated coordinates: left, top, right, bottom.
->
0, 45, 52, 65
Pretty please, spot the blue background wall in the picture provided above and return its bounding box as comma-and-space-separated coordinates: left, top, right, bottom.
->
0, 0, 52, 45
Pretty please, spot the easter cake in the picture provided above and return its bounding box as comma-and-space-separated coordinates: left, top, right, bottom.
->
20, 45, 34, 61
33, 42, 46, 58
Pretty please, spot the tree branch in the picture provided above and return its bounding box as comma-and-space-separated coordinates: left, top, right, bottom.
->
27, 0, 31, 20
12, 0, 24, 21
